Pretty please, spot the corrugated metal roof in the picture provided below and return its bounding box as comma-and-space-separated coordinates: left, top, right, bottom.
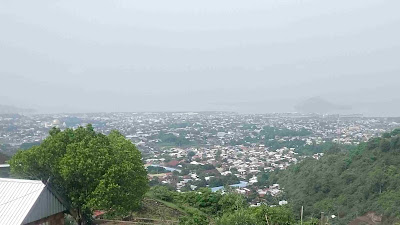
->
0, 178, 66, 225
22, 186, 66, 224
0, 178, 44, 225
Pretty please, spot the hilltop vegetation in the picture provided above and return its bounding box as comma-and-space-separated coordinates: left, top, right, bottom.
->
270, 129, 400, 224
147, 186, 313, 225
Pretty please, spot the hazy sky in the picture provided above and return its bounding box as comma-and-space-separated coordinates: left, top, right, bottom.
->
1, 0, 399, 115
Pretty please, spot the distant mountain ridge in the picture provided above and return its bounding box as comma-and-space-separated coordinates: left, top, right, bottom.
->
295, 97, 351, 114
0, 104, 35, 114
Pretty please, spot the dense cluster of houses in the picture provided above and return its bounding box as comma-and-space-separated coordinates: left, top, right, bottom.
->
1, 112, 399, 211
1, 112, 398, 156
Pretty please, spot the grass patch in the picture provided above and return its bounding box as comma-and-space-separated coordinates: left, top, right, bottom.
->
145, 192, 208, 217
133, 197, 183, 221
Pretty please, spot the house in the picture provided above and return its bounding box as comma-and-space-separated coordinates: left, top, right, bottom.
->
0, 164, 10, 178
0, 178, 68, 225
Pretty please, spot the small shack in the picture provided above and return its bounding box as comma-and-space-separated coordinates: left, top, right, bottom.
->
0, 178, 68, 225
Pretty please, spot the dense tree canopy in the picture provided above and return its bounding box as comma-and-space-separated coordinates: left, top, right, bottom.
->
147, 165, 168, 174
9, 125, 148, 224
270, 131, 400, 224
148, 186, 307, 225
155, 132, 194, 147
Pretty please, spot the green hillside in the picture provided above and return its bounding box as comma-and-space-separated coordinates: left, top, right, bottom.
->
137, 186, 311, 225
271, 129, 400, 224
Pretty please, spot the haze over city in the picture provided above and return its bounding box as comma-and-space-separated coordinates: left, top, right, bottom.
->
1, 0, 400, 115
3, 1, 400, 225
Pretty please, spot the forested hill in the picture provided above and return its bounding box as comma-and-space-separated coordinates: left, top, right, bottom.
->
271, 129, 400, 224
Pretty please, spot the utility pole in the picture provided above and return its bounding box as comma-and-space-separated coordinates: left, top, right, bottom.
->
300, 206, 304, 225
320, 212, 324, 225
337, 115, 341, 145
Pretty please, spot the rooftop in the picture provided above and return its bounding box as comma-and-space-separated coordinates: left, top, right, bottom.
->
0, 178, 66, 225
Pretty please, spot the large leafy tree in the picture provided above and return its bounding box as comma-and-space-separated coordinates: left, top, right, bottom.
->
9, 125, 148, 224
